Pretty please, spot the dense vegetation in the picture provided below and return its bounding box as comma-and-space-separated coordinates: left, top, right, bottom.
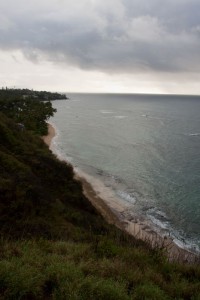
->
0, 92, 57, 135
0, 92, 200, 299
0, 87, 67, 101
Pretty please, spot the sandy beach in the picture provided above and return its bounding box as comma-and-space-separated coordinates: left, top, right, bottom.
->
42, 124, 56, 147
43, 123, 197, 263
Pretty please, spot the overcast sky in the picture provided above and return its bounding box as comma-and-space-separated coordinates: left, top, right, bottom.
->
1, 0, 200, 94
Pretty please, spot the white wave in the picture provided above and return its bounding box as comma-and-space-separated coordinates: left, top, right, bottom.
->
172, 236, 200, 253
48, 122, 73, 163
148, 208, 167, 218
188, 133, 200, 136
147, 208, 200, 253
100, 110, 114, 114
148, 214, 169, 231
147, 208, 169, 231
114, 115, 128, 119
117, 190, 136, 204
51, 142, 73, 163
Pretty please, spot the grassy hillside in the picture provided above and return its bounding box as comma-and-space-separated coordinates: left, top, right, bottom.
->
0, 97, 200, 299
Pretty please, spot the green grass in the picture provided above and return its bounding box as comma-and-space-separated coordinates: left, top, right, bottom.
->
0, 239, 200, 299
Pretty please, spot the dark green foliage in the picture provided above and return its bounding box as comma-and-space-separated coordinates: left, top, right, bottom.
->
0, 87, 67, 101
0, 98, 56, 135
0, 87, 64, 135
0, 112, 103, 239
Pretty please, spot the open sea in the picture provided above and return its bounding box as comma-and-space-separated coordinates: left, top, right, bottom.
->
50, 93, 200, 253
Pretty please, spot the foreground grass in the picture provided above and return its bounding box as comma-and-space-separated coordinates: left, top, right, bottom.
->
0, 238, 200, 300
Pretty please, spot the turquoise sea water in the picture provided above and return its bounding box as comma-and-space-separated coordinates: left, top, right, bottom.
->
50, 93, 200, 252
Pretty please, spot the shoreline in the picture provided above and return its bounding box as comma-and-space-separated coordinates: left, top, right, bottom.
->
43, 123, 198, 263
42, 124, 56, 147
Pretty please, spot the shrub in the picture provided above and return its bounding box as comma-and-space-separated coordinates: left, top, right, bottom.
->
78, 277, 129, 300
133, 283, 169, 300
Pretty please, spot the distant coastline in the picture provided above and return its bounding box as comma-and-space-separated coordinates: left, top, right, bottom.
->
43, 122, 198, 263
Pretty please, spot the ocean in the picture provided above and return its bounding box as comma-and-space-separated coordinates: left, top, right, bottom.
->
50, 93, 200, 253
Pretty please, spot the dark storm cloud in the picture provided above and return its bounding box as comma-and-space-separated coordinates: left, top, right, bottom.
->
0, 0, 200, 73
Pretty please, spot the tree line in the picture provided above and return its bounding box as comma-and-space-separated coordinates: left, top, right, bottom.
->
0, 87, 67, 101
0, 88, 59, 135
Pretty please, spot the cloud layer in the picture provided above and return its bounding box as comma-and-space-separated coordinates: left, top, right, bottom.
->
1, 0, 200, 75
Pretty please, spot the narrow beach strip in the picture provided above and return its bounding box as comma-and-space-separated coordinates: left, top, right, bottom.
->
43, 123, 198, 263
42, 123, 56, 147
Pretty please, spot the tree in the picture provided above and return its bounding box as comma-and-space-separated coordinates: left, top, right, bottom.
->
0, 98, 56, 135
